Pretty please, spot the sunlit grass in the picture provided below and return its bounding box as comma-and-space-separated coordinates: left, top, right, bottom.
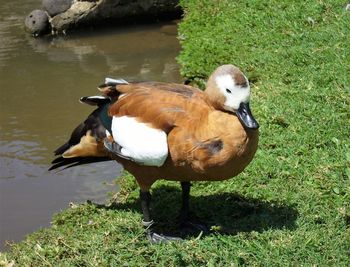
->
1, 0, 350, 266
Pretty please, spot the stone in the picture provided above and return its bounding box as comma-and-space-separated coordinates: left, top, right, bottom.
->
26, 0, 181, 36
42, 0, 73, 16
50, 1, 98, 34
24, 9, 50, 37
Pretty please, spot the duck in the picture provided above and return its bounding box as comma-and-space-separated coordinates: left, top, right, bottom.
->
50, 64, 259, 243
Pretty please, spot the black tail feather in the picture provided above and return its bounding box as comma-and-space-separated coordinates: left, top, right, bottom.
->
50, 97, 114, 172
54, 143, 71, 156
54, 123, 86, 156
49, 156, 112, 171
51, 156, 67, 164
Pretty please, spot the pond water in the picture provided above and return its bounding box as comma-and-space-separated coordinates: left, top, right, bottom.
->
0, 0, 181, 251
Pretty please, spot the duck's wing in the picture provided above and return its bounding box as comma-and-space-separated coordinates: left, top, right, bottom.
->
109, 82, 212, 132
104, 82, 214, 167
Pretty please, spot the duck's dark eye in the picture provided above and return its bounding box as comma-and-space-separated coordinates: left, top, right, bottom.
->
226, 88, 232, 94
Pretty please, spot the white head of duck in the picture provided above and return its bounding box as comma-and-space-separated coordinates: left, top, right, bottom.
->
205, 64, 259, 130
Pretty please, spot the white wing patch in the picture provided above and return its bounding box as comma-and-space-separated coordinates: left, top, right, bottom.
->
111, 116, 168, 167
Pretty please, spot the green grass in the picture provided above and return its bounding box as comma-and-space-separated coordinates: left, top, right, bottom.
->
1, 0, 350, 266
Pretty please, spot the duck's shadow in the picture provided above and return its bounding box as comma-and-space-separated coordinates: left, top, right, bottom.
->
97, 185, 298, 238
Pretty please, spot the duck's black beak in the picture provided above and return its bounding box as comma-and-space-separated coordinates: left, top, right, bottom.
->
236, 102, 259, 130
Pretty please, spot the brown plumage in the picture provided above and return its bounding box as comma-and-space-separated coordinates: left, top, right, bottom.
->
109, 82, 211, 132
117, 109, 258, 191
51, 64, 259, 242
106, 78, 258, 190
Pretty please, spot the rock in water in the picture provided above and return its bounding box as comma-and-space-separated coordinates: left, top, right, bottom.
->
24, 9, 50, 37
25, 0, 181, 36
42, 0, 73, 16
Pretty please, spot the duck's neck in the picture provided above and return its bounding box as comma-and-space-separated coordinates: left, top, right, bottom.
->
204, 85, 225, 111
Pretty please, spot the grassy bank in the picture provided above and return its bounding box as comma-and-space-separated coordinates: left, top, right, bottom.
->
1, 0, 350, 266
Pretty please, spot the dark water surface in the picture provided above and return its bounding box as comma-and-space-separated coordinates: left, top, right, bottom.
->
0, 0, 181, 250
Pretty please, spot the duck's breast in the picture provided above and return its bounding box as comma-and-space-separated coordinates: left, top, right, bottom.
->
168, 110, 259, 177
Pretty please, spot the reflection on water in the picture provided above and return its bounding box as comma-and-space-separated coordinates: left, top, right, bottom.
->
0, 0, 181, 251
